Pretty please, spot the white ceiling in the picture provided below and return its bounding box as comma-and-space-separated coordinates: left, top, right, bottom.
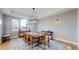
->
1, 8, 75, 19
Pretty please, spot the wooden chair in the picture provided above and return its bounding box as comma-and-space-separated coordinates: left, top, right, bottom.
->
41, 31, 53, 40
23, 32, 29, 43
19, 31, 29, 44
19, 31, 25, 38
39, 35, 50, 50
28, 35, 40, 49
29, 35, 38, 43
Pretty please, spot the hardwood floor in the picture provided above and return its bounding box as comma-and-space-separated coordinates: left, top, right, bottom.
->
0, 41, 9, 50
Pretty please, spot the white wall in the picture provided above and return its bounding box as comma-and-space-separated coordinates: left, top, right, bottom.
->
38, 9, 77, 43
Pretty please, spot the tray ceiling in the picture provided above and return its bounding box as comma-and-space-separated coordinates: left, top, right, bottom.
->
1, 8, 74, 19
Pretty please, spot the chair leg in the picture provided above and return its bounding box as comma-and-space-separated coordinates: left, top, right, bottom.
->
32, 40, 33, 50
44, 38, 46, 50
51, 34, 53, 40
48, 40, 50, 48
48, 35, 50, 48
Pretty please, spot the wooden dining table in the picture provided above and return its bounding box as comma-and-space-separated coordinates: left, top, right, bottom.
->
27, 32, 45, 38
26, 32, 46, 49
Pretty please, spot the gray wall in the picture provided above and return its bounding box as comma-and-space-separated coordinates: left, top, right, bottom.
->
32, 23, 38, 32
38, 9, 77, 43
0, 9, 3, 40
78, 9, 79, 47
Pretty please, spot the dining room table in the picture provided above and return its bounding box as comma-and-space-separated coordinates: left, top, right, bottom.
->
26, 32, 46, 49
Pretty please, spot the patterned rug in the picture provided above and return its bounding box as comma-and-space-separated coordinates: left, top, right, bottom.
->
0, 38, 69, 50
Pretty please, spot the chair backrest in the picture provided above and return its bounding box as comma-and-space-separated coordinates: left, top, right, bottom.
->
28, 35, 32, 41
45, 35, 49, 43
23, 32, 29, 41
40, 35, 49, 44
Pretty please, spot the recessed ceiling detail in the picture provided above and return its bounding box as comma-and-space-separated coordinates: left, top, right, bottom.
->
1, 8, 75, 19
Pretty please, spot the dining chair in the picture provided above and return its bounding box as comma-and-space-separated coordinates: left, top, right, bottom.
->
39, 35, 50, 50
28, 35, 38, 49
41, 31, 53, 40
19, 31, 24, 38
23, 32, 29, 43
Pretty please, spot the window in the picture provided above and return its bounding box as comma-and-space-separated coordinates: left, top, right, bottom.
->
20, 19, 28, 28
12, 19, 32, 31
0, 19, 1, 25
12, 19, 19, 31
27, 23, 32, 30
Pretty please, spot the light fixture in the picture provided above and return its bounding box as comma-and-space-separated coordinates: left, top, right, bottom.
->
30, 8, 38, 23
56, 19, 60, 22
55, 19, 63, 24
33, 8, 35, 10
31, 8, 35, 20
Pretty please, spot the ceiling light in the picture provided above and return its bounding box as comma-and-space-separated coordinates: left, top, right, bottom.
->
56, 19, 61, 22
29, 8, 38, 23
31, 8, 36, 20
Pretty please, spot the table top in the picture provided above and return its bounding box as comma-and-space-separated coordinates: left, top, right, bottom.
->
27, 32, 46, 38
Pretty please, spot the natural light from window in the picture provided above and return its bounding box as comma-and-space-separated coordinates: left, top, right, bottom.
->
12, 19, 19, 31
12, 19, 32, 31
0, 20, 1, 25
20, 19, 28, 27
